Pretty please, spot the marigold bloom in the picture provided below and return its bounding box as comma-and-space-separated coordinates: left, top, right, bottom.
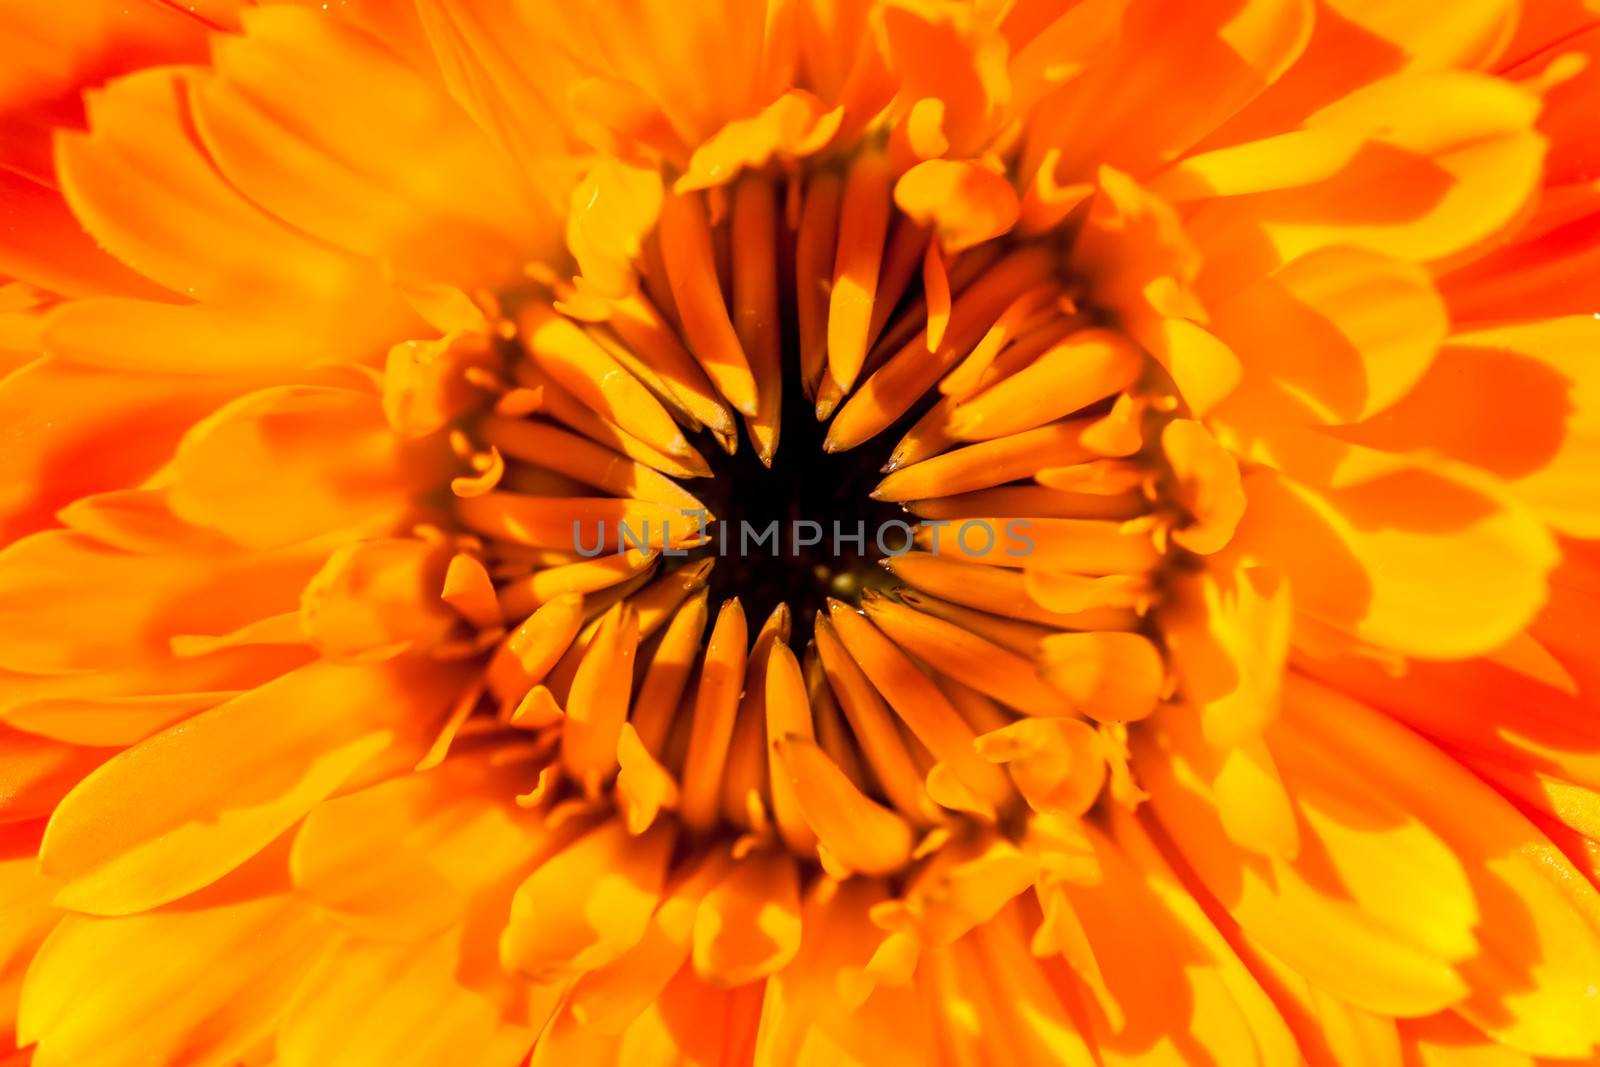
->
2, 0, 1600, 1064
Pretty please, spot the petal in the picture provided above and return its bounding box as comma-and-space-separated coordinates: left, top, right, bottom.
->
18, 890, 328, 1067
278, 932, 536, 1067
410, 0, 591, 187
41, 298, 355, 374
1188, 72, 1544, 298
1209, 247, 1448, 425
564, 849, 728, 1033
290, 755, 553, 941
1137, 699, 1474, 1017
1293, 636, 1600, 894
1023, 0, 1312, 181
0, 170, 170, 300
1148, 128, 1369, 202
1525, 25, 1600, 186
1144, 674, 1600, 1053
1229, 462, 1557, 659
567, 161, 663, 296
1341, 317, 1600, 538
0, 0, 208, 115
894, 160, 1021, 253
1436, 185, 1600, 323
0, 643, 308, 747
0, 530, 321, 672
168, 385, 428, 549
1286, 679, 1600, 1058
0, 357, 268, 540
1154, 567, 1296, 854
501, 818, 676, 981
39, 657, 462, 914
0, 728, 109, 825
1050, 811, 1300, 1065
755, 878, 930, 1067
56, 68, 413, 340
1398, 1013, 1537, 1067
0, 856, 58, 1046
191, 6, 553, 287
879, 0, 1010, 157
676, 90, 843, 192
1161, 419, 1247, 555
300, 538, 461, 663
1319, 0, 1519, 69
692, 847, 803, 986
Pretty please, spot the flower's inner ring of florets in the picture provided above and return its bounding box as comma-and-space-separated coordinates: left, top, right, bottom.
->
419, 164, 1205, 872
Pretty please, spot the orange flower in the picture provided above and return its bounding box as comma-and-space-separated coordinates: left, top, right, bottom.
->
3, 0, 1600, 1063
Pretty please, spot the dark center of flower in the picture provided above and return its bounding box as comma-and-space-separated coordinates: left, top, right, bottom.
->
693, 380, 907, 642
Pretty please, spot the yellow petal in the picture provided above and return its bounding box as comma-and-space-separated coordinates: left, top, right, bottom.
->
278, 931, 536, 1067
19, 890, 327, 1067
692, 847, 803, 985
894, 160, 1021, 254
1190, 71, 1543, 295
501, 819, 675, 981
0, 530, 320, 672
290, 755, 551, 941
1320, 0, 1518, 69
192, 6, 550, 286
169, 385, 424, 549
1341, 317, 1600, 538
41, 658, 462, 914
1230, 462, 1557, 659
1210, 246, 1448, 425
300, 539, 459, 662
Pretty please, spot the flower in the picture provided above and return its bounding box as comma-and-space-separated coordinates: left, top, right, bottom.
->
2, 0, 1600, 1063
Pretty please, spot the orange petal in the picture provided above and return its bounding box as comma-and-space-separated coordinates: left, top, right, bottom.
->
894, 160, 1021, 254
1319, 0, 1518, 69
170, 385, 424, 549
1210, 246, 1448, 426
192, 6, 550, 286
879, 1, 1008, 157
1340, 317, 1600, 538
291, 756, 551, 942
1189, 71, 1544, 297
1022, 0, 1312, 182
0, 530, 321, 672
1048, 811, 1300, 1065
1037, 632, 1165, 723
692, 848, 802, 985
1230, 462, 1557, 659
0, 169, 171, 300
0, 855, 58, 1046
676, 90, 842, 192
279, 931, 538, 1067
0, 643, 310, 748
774, 737, 915, 877
1136, 699, 1473, 1017
40, 658, 462, 914
56, 68, 413, 337
0, 358, 266, 541
502, 818, 676, 982
18, 890, 327, 1066
1161, 418, 1246, 555
0, 728, 109, 825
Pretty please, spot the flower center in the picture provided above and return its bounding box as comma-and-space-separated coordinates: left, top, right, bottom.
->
692, 378, 907, 641
417, 162, 1212, 874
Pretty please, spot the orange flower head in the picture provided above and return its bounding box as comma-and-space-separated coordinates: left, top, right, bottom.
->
2, 0, 1600, 1064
